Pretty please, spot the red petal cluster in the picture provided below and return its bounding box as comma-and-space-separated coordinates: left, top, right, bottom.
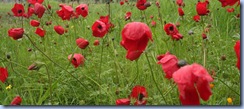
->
68, 54, 85, 68
76, 4, 89, 18
234, 40, 240, 70
56, 4, 73, 20
8, 28, 24, 40
196, 0, 210, 16
164, 23, 183, 40
10, 96, 22, 105
92, 15, 112, 38
0, 67, 8, 83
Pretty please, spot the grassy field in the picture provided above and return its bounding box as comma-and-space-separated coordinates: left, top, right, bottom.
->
0, 0, 240, 105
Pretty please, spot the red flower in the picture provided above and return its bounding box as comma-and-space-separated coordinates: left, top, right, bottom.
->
196, 1, 210, 16
136, 0, 147, 10
11, 3, 25, 17
234, 40, 240, 70
121, 22, 153, 61
8, 28, 24, 40
164, 23, 183, 40
76, 4, 88, 18
76, 38, 89, 49
0, 67, 8, 83
68, 53, 85, 68
176, 0, 184, 6
125, 12, 132, 21
48, 4, 52, 10
116, 98, 130, 105
202, 33, 207, 39
157, 52, 180, 79
27, 7, 35, 18
120, 1, 124, 5
56, 4, 73, 20
151, 20, 156, 27
28, 0, 44, 5
193, 15, 200, 22
172, 63, 213, 105
156, 1, 160, 8
227, 8, 234, 13
91, 15, 111, 38
178, 7, 184, 16
34, 3, 46, 18
93, 40, 100, 46
219, 0, 239, 7
54, 25, 65, 35
35, 27, 45, 37
10, 96, 22, 105
30, 20, 40, 27
130, 85, 148, 105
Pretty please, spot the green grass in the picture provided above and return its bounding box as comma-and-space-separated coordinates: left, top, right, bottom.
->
0, 0, 240, 105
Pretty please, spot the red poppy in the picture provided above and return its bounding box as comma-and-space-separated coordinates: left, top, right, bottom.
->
8, 28, 24, 40
0, 67, 8, 83
176, 0, 184, 6
56, 4, 73, 20
172, 63, 213, 105
68, 53, 85, 68
151, 20, 156, 27
157, 52, 180, 79
227, 8, 234, 13
27, 7, 35, 18
35, 27, 45, 37
196, 1, 210, 16
34, 3, 46, 18
10, 96, 22, 105
48, 4, 52, 10
120, 1, 124, 5
219, 0, 239, 7
193, 15, 200, 22
30, 20, 40, 27
54, 25, 65, 35
11, 3, 25, 17
76, 4, 88, 18
136, 0, 147, 10
91, 15, 111, 38
28, 0, 44, 5
164, 23, 183, 40
178, 7, 184, 16
234, 40, 240, 70
121, 22, 153, 61
76, 38, 89, 49
156, 1, 160, 8
130, 85, 148, 105
202, 33, 207, 39
125, 12, 132, 21
116, 98, 130, 105
93, 40, 100, 46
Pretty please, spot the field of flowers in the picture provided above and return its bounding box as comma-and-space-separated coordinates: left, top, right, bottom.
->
0, 0, 240, 105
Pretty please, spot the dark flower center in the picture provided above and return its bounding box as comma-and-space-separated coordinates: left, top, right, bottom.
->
18, 10, 23, 13
97, 25, 102, 29
81, 7, 85, 10
138, 93, 144, 101
73, 58, 77, 62
169, 26, 174, 31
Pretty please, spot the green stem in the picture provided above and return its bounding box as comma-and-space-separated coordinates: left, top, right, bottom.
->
98, 38, 105, 104
216, 77, 240, 96
145, 52, 168, 104
129, 60, 139, 88
24, 33, 88, 91
44, 64, 52, 105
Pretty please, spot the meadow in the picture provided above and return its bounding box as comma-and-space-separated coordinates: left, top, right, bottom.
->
0, 0, 240, 105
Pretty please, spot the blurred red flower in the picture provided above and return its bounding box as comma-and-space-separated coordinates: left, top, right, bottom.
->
193, 15, 200, 22
226, 8, 234, 13
10, 96, 22, 105
157, 52, 180, 79
234, 40, 240, 70
151, 20, 156, 27
136, 0, 147, 10
92, 15, 111, 38
68, 53, 85, 68
130, 85, 147, 105
164, 23, 183, 40
121, 22, 153, 61
120, 1, 124, 5
219, 0, 239, 7
35, 27, 45, 37
172, 63, 213, 105
76, 38, 89, 49
11, 3, 25, 17
30, 20, 40, 27
8, 28, 24, 40
34, 3, 46, 18
57, 4, 73, 20
93, 40, 100, 46
48, 4, 52, 10
178, 7, 184, 16
76, 4, 88, 18
196, 0, 210, 16
28, 0, 44, 5
0, 67, 8, 83
27, 6, 35, 18
176, 0, 184, 6
125, 12, 132, 21
116, 98, 130, 105
54, 25, 65, 35
202, 33, 207, 39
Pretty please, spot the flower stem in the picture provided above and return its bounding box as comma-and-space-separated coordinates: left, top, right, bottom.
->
215, 77, 240, 96
98, 38, 105, 104
44, 64, 52, 105
24, 33, 89, 91
145, 52, 168, 104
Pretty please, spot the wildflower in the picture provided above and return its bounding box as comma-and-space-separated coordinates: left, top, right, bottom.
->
76, 38, 89, 49
202, 33, 207, 39
35, 27, 45, 37
92, 15, 112, 38
151, 20, 156, 27
116, 98, 130, 105
164, 23, 183, 40
193, 15, 200, 22
56, 4, 73, 20
196, 0, 210, 16
11, 3, 25, 17
121, 22, 153, 61
178, 7, 184, 16
136, 0, 149, 10
6, 85, 12, 90
0, 67, 8, 83
120, 1, 124, 5
28, 0, 44, 5
219, 0, 239, 7
10, 96, 22, 105
30, 20, 40, 27
227, 8, 234, 13
34, 3, 45, 18
93, 40, 100, 46
76, 4, 88, 18
130, 85, 148, 105
8, 28, 24, 40
176, 0, 184, 7
125, 12, 132, 21
68, 53, 85, 68
234, 40, 240, 70
227, 97, 233, 104
54, 25, 65, 35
